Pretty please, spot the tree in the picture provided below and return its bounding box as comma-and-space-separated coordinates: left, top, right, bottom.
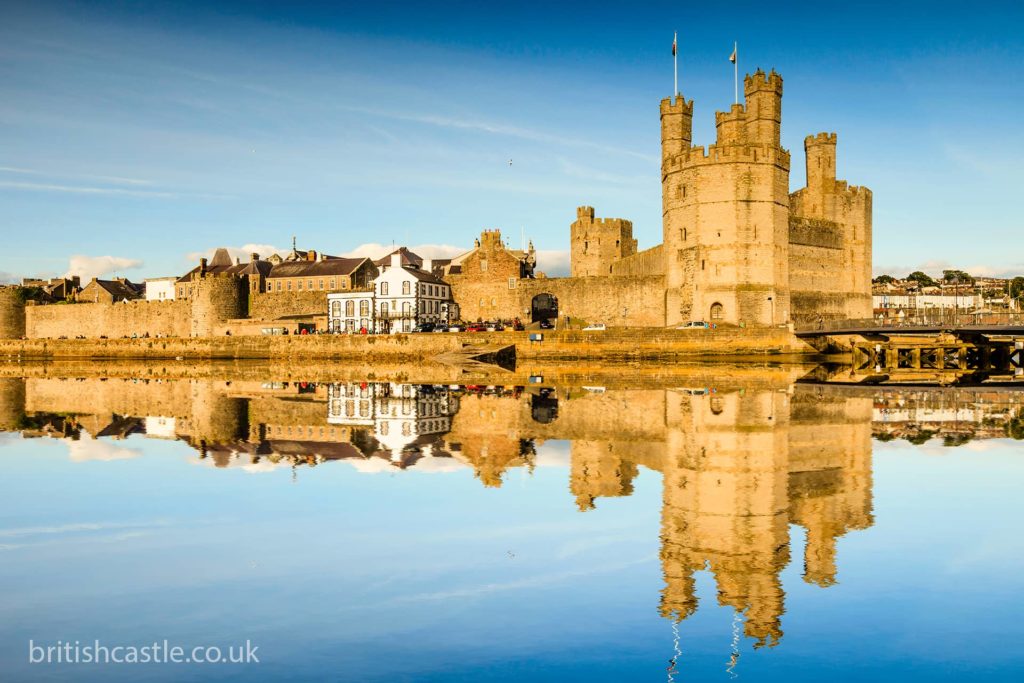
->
873, 274, 895, 285
1010, 277, 1024, 302
942, 269, 975, 285
906, 271, 936, 288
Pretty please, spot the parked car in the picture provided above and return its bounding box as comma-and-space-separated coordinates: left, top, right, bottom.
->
448, 324, 464, 333
432, 325, 448, 333
511, 319, 525, 331
539, 319, 554, 330
466, 323, 487, 332
412, 322, 435, 333
486, 322, 505, 331
583, 323, 607, 331
676, 321, 710, 329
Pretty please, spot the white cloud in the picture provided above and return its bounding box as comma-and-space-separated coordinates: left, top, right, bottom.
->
66, 438, 142, 462
65, 255, 143, 280
536, 249, 570, 277
339, 243, 468, 261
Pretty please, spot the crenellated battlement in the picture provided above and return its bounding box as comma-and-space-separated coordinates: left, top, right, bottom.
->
714, 104, 746, 126
660, 96, 694, 116
805, 132, 837, 146
662, 143, 791, 173
744, 68, 783, 96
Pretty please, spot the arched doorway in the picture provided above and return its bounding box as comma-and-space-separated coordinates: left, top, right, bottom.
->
531, 293, 558, 323
710, 302, 724, 322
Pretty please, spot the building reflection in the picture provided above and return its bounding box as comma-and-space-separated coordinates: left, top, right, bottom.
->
1, 374, 1022, 648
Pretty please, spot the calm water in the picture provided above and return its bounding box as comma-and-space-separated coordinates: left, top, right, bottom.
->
0, 373, 1023, 681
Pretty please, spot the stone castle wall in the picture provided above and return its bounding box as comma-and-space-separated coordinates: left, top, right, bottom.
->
609, 244, 665, 277
249, 290, 329, 320
191, 275, 247, 337
520, 275, 666, 327
570, 206, 637, 277
26, 300, 191, 339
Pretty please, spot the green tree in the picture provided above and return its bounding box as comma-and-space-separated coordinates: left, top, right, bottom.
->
906, 271, 936, 288
942, 269, 975, 285
873, 274, 895, 285
1009, 277, 1024, 302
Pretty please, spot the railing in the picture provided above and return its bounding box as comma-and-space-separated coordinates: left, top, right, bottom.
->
796, 311, 1024, 333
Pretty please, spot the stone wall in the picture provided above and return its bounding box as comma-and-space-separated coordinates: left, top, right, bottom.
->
249, 290, 329, 320
520, 275, 667, 327
26, 300, 191, 339
610, 244, 665, 277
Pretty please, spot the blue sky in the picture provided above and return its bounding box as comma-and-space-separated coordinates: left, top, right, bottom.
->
1, 0, 1022, 282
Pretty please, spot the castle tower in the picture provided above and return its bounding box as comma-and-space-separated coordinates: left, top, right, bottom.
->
662, 69, 791, 326
660, 95, 694, 160
0, 377, 27, 432
570, 206, 638, 277
0, 287, 27, 339
659, 388, 790, 647
188, 380, 249, 445
189, 272, 247, 337
569, 440, 638, 510
789, 133, 873, 320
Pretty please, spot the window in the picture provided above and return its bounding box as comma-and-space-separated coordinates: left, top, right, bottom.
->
345, 300, 354, 317
402, 281, 410, 295
381, 282, 389, 296
287, 281, 292, 291
490, 298, 496, 306
710, 303, 724, 320
360, 300, 369, 316
480, 259, 488, 272
508, 277, 516, 290
360, 318, 368, 331
380, 302, 388, 317
319, 279, 324, 290
266, 283, 273, 292
331, 300, 341, 316
298, 280, 303, 290
402, 302, 411, 316
308, 279, 313, 290
330, 279, 336, 289
276, 281, 282, 292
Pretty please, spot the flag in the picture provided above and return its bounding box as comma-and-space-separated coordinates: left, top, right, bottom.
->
672, 33, 677, 57
729, 45, 736, 64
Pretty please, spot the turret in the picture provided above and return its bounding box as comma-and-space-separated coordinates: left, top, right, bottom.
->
190, 272, 247, 337
660, 96, 694, 162
0, 287, 27, 339
743, 68, 783, 145
804, 132, 837, 190
570, 206, 637, 277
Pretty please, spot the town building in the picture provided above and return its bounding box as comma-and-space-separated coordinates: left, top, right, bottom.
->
76, 277, 143, 304
327, 252, 456, 333
21, 276, 81, 301
144, 276, 178, 301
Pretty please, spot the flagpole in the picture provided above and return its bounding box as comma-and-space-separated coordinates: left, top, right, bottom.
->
733, 41, 738, 105
673, 31, 678, 99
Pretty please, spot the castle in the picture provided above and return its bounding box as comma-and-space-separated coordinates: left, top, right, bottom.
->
0, 66, 871, 338
449, 68, 872, 327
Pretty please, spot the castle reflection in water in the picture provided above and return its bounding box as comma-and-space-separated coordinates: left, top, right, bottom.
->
2, 375, 1022, 649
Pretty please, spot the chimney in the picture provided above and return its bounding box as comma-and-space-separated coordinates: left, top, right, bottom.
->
200, 257, 208, 275
320, 252, 327, 261
390, 252, 402, 269
308, 250, 317, 262
251, 252, 259, 263
422, 258, 433, 273
235, 257, 241, 265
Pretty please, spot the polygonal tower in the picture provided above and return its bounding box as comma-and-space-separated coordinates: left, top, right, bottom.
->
570, 206, 638, 277
0, 287, 27, 339
662, 69, 791, 326
189, 269, 247, 337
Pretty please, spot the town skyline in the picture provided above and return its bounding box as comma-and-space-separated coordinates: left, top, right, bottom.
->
2, 0, 1023, 284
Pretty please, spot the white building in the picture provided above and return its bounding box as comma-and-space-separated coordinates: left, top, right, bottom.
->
328, 252, 456, 333
326, 382, 459, 461
873, 293, 980, 312
144, 277, 177, 301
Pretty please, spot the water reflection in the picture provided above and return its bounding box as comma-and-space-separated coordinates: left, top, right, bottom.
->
2, 375, 1023, 654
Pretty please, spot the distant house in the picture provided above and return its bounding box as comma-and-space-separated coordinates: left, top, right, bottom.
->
265, 254, 376, 294
144, 276, 178, 301
176, 248, 273, 299
77, 277, 143, 304
21, 276, 81, 301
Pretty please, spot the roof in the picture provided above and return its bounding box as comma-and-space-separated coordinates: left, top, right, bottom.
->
176, 258, 273, 283
374, 247, 422, 268
267, 257, 370, 279
398, 266, 449, 286
87, 278, 143, 300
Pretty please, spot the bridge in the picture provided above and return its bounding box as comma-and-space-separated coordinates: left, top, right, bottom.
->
794, 313, 1024, 385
